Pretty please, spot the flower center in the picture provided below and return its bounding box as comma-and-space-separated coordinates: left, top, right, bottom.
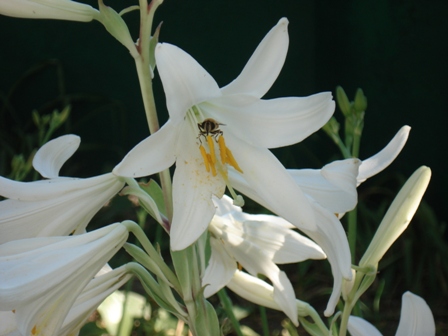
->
187, 106, 245, 206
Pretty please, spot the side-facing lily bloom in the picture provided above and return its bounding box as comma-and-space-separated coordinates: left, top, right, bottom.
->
0, 0, 100, 21
0, 134, 125, 244
228, 126, 411, 316
202, 195, 326, 325
114, 18, 335, 250
0, 223, 129, 336
0, 265, 132, 336
347, 291, 435, 336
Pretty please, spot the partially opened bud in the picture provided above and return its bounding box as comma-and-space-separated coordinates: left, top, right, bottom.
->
360, 166, 431, 268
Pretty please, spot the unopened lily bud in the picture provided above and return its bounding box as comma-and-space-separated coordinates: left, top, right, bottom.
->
336, 86, 352, 117
353, 88, 367, 113
359, 166, 431, 268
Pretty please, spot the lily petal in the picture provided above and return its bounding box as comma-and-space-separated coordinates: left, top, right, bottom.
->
155, 43, 221, 122
358, 126, 410, 184
226, 134, 316, 232
205, 92, 334, 148
170, 124, 225, 250
290, 158, 360, 214
0, 223, 128, 336
347, 316, 383, 336
202, 238, 236, 298
396, 292, 435, 336
0, 173, 124, 243
113, 120, 178, 178
221, 18, 289, 98
32, 134, 80, 178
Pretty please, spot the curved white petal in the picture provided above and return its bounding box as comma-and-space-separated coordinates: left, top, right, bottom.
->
0, 0, 99, 22
358, 126, 410, 184
32, 134, 80, 178
348, 316, 383, 336
0, 224, 128, 336
396, 292, 435, 336
202, 239, 236, 298
227, 270, 281, 310
0, 172, 120, 201
113, 121, 178, 178
59, 266, 132, 336
239, 220, 325, 263
226, 134, 316, 232
0, 311, 19, 336
155, 43, 221, 122
170, 124, 225, 250
0, 174, 123, 244
204, 92, 334, 149
221, 18, 289, 98
290, 159, 360, 214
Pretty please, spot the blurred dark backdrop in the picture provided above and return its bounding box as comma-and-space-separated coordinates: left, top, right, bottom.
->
1, 0, 447, 332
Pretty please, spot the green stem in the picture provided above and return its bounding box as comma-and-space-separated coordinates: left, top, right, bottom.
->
217, 288, 244, 336
347, 207, 358, 264
122, 221, 180, 291
133, 0, 173, 222
259, 305, 270, 336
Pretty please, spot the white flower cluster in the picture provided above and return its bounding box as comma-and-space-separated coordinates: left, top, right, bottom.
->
0, 2, 435, 336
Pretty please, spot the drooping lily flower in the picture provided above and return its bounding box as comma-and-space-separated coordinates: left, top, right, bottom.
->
228, 126, 411, 316
347, 291, 435, 336
0, 0, 100, 21
114, 18, 335, 250
0, 223, 129, 336
0, 134, 125, 244
0, 265, 132, 336
202, 196, 325, 325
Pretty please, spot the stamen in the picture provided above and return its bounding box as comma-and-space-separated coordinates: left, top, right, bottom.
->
218, 136, 227, 164
207, 154, 217, 176
207, 135, 216, 164
225, 147, 243, 173
199, 145, 210, 172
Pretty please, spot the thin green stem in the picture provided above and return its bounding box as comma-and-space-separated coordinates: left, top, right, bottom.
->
122, 220, 180, 291
347, 208, 358, 264
217, 288, 244, 336
259, 305, 270, 336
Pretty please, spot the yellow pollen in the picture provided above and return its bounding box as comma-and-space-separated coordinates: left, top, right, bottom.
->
31, 325, 37, 335
199, 134, 243, 176
199, 145, 210, 172
206, 135, 216, 164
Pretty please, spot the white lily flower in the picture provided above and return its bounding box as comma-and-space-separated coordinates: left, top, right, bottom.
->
228, 125, 411, 316
114, 18, 335, 250
347, 291, 435, 336
0, 0, 99, 22
0, 265, 132, 336
0, 223, 129, 336
202, 195, 325, 325
0, 134, 125, 244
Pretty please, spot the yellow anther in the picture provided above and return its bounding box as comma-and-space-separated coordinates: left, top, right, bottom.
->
218, 136, 227, 164
207, 154, 217, 176
206, 135, 216, 164
199, 145, 210, 172
225, 147, 243, 173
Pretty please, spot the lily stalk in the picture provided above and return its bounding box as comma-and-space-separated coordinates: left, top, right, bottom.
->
132, 0, 173, 221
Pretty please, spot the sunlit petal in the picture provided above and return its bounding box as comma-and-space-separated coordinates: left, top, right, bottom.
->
155, 43, 221, 122
221, 18, 289, 98
205, 92, 334, 148
358, 126, 410, 184
290, 158, 360, 214
113, 121, 178, 178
